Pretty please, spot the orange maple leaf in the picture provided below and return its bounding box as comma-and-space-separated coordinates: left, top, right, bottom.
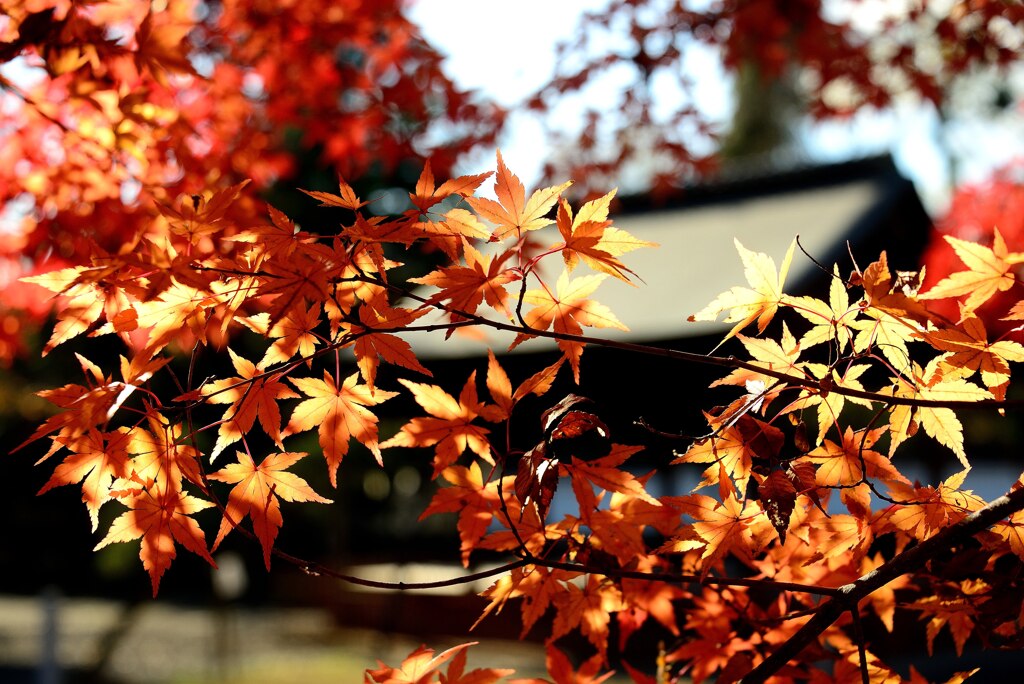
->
554, 192, 655, 283
259, 252, 334, 330
300, 175, 367, 210
201, 348, 300, 459
511, 270, 627, 382
95, 481, 215, 596
882, 362, 992, 466
550, 575, 623, 662
419, 462, 502, 566
134, 279, 224, 354
22, 263, 137, 354
160, 180, 250, 244
380, 374, 504, 476
672, 491, 773, 569
37, 428, 134, 531
883, 469, 985, 542
407, 158, 492, 214
352, 303, 433, 389
859, 251, 936, 324
920, 228, 1024, 313
410, 242, 519, 333
787, 265, 859, 351
239, 304, 322, 368
208, 451, 332, 569
568, 445, 659, 508
802, 426, 908, 514
512, 645, 614, 684
465, 150, 572, 242
283, 372, 397, 486
364, 641, 478, 684
130, 414, 203, 490
438, 645, 514, 684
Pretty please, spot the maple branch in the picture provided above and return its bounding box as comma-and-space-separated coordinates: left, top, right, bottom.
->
351, 274, 1022, 412
278, 552, 532, 591
743, 485, 1024, 683
372, 309, 1024, 412
518, 553, 842, 597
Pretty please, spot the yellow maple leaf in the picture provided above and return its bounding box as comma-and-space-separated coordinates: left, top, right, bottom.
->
883, 361, 992, 466
689, 238, 796, 347
915, 313, 1024, 399
920, 228, 1024, 314
554, 191, 656, 283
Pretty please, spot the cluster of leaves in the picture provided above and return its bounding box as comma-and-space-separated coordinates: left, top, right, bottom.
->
16, 150, 1024, 683
0, 0, 502, 365
528, 0, 1024, 194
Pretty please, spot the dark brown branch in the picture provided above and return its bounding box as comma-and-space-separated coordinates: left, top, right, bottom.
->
743, 485, 1024, 683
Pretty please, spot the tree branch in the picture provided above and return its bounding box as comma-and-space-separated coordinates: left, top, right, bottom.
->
743, 485, 1024, 683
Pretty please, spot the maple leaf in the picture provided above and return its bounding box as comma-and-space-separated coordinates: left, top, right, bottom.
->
283, 372, 398, 486
850, 307, 922, 372
757, 469, 797, 544
883, 469, 984, 541
550, 575, 623, 662
208, 451, 331, 569
301, 175, 367, 210
200, 348, 299, 460
795, 362, 874, 445
671, 491, 773, 570
408, 158, 492, 214
239, 304, 323, 369
465, 150, 572, 242
439, 645, 515, 684
859, 251, 936, 326
21, 263, 131, 354
915, 313, 1024, 399
364, 642, 478, 684
134, 279, 220, 354
380, 374, 503, 476
689, 238, 796, 346
511, 357, 566, 404
512, 645, 614, 684
569, 445, 659, 507
859, 552, 911, 632
411, 243, 519, 333
228, 205, 320, 261
38, 428, 134, 531
709, 322, 803, 409
160, 180, 250, 244
352, 304, 433, 389
787, 266, 859, 350
95, 481, 216, 596
908, 579, 989, 657
14, 359, 118, 459
419, 462, 504, 567
882, 362, 992, 465
259, 253, 334, 330
553, 192, 655, 283
511, 270, 627, 382
675, 414, 783, 494
920, 228, 1024, 313
485, 350, 514, 420
801, 426, 909, 513
129, 415, 203, 490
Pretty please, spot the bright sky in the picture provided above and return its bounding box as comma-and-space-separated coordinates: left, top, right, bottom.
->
408, 1, 1024, 217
